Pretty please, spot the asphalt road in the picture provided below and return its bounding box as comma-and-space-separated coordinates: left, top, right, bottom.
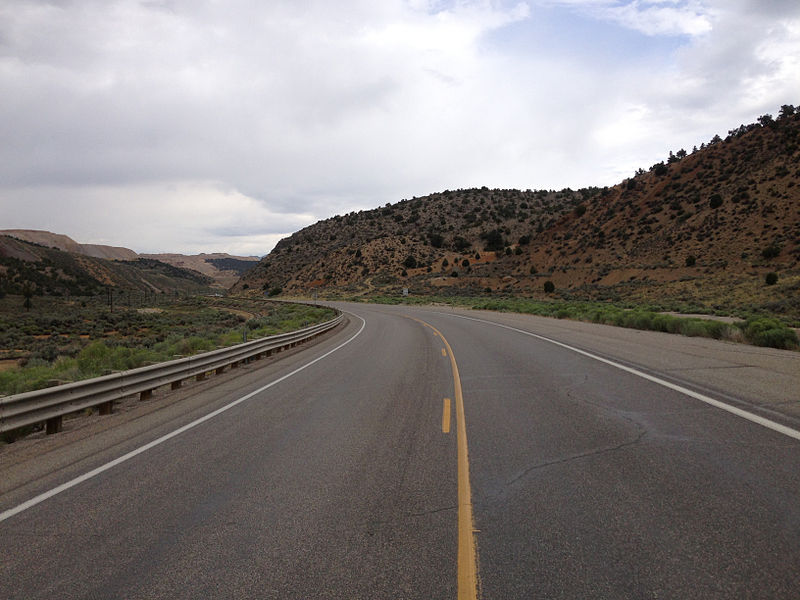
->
1, 302, 799, 599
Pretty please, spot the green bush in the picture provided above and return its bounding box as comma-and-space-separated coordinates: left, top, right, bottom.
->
740, 318, 798, 349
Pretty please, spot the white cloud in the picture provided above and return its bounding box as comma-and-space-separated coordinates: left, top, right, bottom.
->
0, 0, 798, 255
536, 0, 713, 36
0, 181, 313, 255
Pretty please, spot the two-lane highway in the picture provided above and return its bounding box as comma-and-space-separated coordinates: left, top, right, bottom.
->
1, 302, 798, 598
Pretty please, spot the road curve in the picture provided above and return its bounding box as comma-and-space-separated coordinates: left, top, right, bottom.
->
1, 302, 798, 599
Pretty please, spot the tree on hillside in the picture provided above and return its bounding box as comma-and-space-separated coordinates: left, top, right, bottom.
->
22, 281, 35, 311
758, 114, 775, 128
480, 229, 504, 252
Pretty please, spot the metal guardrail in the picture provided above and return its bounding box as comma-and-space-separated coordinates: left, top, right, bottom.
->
0, 311, 344, 436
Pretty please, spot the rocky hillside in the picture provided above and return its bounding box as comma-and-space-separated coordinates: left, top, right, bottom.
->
0, 230, 258, 289
234, 106, 800, 318
0, 230, 138, 260
0, 235, 215, 297
140, 253, 259, 289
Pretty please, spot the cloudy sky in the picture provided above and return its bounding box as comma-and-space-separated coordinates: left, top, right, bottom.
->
1, 0, 798, 256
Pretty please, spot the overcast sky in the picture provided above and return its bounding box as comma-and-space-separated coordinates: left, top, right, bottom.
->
1, 0, 798, 256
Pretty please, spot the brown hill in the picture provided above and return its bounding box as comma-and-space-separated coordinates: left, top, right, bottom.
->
0, 230, 87, 255
80, 244, 139, 261
0, 230, 258, 289
0, 235, 214, 296
0, 229, 138, 260
141, 253, 259, 289
234, 106, 800, 319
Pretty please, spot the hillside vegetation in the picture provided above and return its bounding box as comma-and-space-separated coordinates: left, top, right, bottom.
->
234, 106, 800, 322
0, 295, 334, 398
0, 230, 259, 289
0, 235, 216, 297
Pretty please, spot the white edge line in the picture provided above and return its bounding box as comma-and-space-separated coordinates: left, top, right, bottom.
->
443, 312, 800, 442
0, 313, 366, 524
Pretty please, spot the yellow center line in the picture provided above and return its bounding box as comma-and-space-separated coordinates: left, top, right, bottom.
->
408, 316, 479, 600
442, 348, 447, 357
442, 398, 452, 434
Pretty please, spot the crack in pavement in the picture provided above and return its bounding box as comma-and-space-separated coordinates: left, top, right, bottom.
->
506, 429, 648, 487
365, 504, 457, 527
665, 364, 752, 372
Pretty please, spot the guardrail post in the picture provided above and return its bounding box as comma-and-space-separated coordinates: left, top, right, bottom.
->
0, 311, 342, 438
45, 416, 62, 435
215, 366, 225, 376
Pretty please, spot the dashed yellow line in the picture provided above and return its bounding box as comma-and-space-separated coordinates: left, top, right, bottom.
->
442, 348, 447, 357
410, 316, 479, 600
442, 398, 452, 433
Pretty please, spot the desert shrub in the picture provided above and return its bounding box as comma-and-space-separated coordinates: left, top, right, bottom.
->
762, 245, 781, 259
76, 341, 158, 373
740, 318, 798, 349
480, 230, 504, 252
685, 255, 696, 267
543, 281, 555, 293
651, 314, 683, 334
765, 272, 778, 285
452, 236, 471, 251
403, 255, 418, 269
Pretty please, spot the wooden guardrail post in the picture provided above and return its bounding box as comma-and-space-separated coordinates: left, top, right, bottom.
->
46, 416, 62, 435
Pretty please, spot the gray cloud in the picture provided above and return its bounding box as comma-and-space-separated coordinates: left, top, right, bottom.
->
1, 0, 798, 254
